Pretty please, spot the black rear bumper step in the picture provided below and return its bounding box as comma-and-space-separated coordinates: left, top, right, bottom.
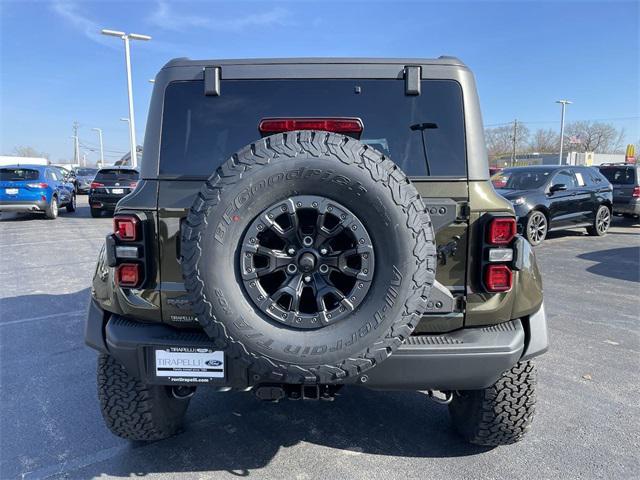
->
86, 299, 525, 391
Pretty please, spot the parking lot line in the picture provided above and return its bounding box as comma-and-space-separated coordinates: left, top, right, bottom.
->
0, 310, 84, 327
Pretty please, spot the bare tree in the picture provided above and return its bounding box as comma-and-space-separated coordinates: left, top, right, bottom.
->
529, 128, 560, 153
485, 123, 530, 159
563, 121, 625, 153
12, 145, 49, 159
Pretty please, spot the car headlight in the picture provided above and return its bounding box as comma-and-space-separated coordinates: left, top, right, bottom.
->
512, 197, 525, 206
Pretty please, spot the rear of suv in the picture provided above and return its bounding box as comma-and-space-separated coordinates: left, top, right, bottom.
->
88, 167, 139, 217
598, 163, 640, 219
85, 57, 548, 446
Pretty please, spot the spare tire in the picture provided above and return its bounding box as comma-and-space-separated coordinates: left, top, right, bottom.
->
181, 131, 436, 384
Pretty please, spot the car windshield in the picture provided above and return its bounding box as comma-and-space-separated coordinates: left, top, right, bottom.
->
94, 169, 138, 181
0, 168, 40, 181
492, 169, 552, 190
599, 166, 636, 185
159, 79, 467, 178
76, 168, 98, 176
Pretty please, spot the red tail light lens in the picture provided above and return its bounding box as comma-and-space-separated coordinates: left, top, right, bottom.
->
487, 217, 517, 245
26, 183, 49, 189
259, 118, 363, 136
632, 186, 640, 198
116, 263, 141, 287
113, 215, 139, 241
90, 181, 104, 189
485, 265, 513, 292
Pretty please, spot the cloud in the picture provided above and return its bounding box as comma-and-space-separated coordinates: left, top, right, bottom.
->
51, 0, 113, 47
148, 0, 291, 32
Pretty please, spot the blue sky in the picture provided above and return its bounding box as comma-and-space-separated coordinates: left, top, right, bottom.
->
1, 0, 638, 163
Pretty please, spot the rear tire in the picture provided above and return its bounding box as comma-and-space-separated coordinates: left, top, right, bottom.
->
90, 207, 102, 218
448, 361, 537, 446
66, 194, 76, 213
97, 354, 191, 441
587, 205, 611, 236
45, 196, 59, 219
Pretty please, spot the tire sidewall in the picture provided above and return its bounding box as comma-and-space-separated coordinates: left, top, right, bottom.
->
197, 156, 422, 367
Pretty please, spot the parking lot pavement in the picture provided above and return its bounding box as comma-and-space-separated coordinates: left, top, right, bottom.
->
1, 196, 638, 480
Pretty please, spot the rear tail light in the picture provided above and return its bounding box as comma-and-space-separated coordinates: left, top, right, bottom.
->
113, 215, 139, 241
632, 186, 640, 198
116, 263, 141, 287
485, 265, 513, 292
259, 118, 363, 136
129, 181, 138, 188
26, 183, 49, 189
90, 181, 104, 189
487, 217, 517, 245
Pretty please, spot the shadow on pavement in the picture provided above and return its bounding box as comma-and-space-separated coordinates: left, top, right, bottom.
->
577, 246, 640, 282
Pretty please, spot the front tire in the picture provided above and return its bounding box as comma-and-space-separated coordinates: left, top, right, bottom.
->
448, 361, 537, 446
587, 205, 611, 236
45, 196, 59, 219
525, 210, 547, 246
90, 207, 102, 218
97, 354, 191, 441
66, 193, 76, 213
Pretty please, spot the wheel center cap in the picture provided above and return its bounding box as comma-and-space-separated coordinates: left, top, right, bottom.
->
298, 252, 316, 273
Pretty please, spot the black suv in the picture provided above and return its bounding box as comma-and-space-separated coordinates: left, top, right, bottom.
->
598, 163, 640, 219
86, 57, 548, 446
88, 167, 139, 217
493, 165, 613, 245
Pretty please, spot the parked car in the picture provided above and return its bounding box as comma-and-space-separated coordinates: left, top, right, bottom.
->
86, 57, 549, 446
51, 165, 77, 195
597, 163, 640, 219
0, 164, 76, 219
74, 167, 99, 194
492, 165, 613, 245
88, 167, 138, 217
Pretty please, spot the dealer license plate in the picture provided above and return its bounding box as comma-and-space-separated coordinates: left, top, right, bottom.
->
154, 347, 224, 382
5, 188, 18, 195
111, 188, 124, 194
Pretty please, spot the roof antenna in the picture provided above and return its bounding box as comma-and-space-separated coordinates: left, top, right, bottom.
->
410, 122, 438, 176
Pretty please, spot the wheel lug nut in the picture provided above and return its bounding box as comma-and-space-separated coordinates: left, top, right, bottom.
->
304, 275, 312, 283
287, 248, 296, 255
320, 248, 328, 255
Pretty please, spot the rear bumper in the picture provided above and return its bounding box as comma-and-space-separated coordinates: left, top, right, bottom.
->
0, 200, 48, 212
89, 195, 123, 210
613, 199, 640, 215
85, 300, 548, 391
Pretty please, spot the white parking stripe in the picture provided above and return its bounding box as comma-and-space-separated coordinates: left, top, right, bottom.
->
0, 310, 84, 327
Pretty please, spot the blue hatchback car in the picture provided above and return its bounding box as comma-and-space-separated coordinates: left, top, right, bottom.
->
0, 164, 76, 219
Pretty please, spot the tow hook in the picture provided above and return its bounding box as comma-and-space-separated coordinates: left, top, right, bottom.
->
171, 385, 196, 400
426, 390, 453, 405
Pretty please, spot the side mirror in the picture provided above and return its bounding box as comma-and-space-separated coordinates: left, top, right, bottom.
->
549, 183, 567, 193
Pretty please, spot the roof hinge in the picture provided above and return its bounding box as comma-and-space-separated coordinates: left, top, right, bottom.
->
404, 66, 421, 95
204, 66, 221, 96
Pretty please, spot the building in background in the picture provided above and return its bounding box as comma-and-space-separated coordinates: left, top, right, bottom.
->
0, 156, 49, 166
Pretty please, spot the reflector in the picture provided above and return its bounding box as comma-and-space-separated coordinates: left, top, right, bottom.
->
116, 263, 141, 287
485, 264, 513, 292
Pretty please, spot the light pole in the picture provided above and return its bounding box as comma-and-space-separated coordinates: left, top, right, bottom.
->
92, 128, 104, 167
101, 29, 151, 168
556, 100, 572, 165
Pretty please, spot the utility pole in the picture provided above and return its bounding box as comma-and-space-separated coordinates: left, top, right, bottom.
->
511, 119, 518, 167
556, 100, 572, 165
92, 128, 104, 167
72, 121, 80, 166
101, 29, 152, 169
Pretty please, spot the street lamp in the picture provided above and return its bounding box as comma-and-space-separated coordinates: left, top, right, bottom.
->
101, 29, 151, 168
556, 100, 572, 165
91, 128, 104, 167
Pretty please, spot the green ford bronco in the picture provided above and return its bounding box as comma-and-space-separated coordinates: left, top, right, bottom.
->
86, 57, 548, 446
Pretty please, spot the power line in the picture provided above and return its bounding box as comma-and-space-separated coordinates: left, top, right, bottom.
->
485, 115, 640, 128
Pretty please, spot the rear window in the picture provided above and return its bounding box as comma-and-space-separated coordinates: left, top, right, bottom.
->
599, 166, 636, 185
76, 168, 98, 176
159, 79, 467, 178
95, 169, 139, 181
492, 169, 553, 190
0, 168, 40, 181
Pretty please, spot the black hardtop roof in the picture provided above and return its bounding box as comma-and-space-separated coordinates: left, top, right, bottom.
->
162, 56, 465, 70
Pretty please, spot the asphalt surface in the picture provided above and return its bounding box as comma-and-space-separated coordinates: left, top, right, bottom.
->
1, 197, 639, 480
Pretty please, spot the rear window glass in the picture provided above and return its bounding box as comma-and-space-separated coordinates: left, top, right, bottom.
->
159, 79, 467, 178
95, 169, 138, 181
0, 168, 40, 181
76, 168, 98, 176
599, 166, 636, 185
